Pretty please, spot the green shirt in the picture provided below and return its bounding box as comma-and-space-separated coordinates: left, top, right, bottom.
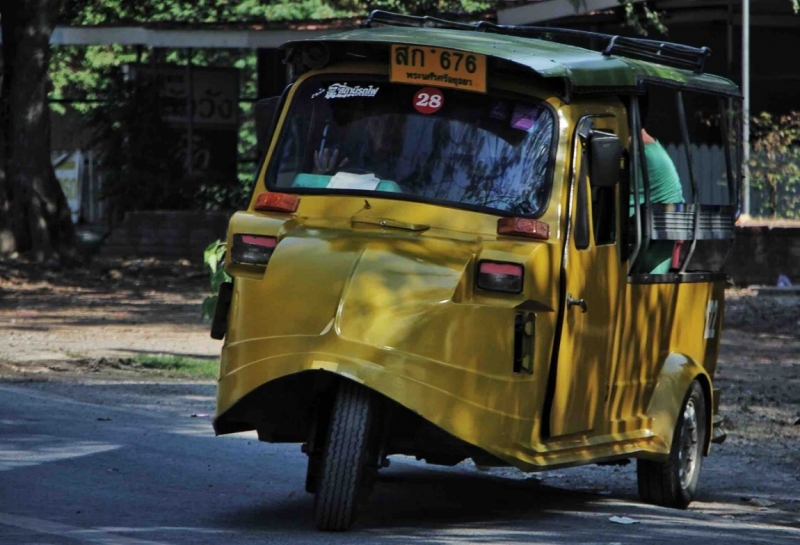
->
632, 141, 685, 206
631, 141, 684, 274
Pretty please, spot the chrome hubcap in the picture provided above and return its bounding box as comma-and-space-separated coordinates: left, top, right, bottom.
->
678, 400, 700, 489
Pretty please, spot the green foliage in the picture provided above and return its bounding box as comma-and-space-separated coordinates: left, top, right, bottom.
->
201, 239, 231, 320
131, 354, 219, 378
72, 46, 259, 213
84, 66, 179, 214
351, 1, 492, 15
52, 1, 501, 213
620, 0, 668, 36
749, 111, 800, 219
59, 0, 354, 24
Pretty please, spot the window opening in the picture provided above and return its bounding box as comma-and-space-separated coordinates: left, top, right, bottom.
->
628, 84, 738, 278
267, 75, 557, 217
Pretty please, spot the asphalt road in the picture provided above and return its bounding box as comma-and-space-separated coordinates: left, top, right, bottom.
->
1, 382, 798, 545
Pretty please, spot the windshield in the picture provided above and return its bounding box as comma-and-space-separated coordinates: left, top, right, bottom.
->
267, 76, 556, 216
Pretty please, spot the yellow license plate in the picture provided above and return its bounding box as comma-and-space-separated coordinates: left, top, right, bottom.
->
390, 44, 487, 93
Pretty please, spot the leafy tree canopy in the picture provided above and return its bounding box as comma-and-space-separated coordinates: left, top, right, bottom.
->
58, 0, 493, 25
51, 1, 495, 105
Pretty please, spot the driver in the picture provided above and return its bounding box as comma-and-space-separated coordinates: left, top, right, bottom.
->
313, 114, 400, 179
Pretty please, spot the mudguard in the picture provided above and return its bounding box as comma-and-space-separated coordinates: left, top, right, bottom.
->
644, 353, 713, 458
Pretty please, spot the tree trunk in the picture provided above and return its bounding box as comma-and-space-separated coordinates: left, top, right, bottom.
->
1, 0, 76, 262
0, 4, 13, 254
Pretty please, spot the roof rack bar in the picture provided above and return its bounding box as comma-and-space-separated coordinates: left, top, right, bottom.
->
490, 23, 615, 42
364, 10, 476, 31
364, 10, 712, 74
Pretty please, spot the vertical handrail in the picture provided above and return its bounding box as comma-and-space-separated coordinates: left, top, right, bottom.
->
676, 91, 700, 273
718, 96, 738, 269
633, 97, 653, 274
719, 97, 736, 208
628, 97, 644, 274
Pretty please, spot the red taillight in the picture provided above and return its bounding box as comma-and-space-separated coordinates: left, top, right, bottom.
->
497, 217, 549, 240
231, 234, 277, 266
240, 235, 276, 248
477, 260, 524, 294
255, 192, 299, 213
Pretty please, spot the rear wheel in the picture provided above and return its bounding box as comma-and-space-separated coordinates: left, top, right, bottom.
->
637, 381, 707, 509
313, 380, 375, 531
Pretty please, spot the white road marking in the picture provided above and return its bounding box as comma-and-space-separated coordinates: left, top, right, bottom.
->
0, 383, 213, 422
0, 512, 172, 545
0, 434, 119, 471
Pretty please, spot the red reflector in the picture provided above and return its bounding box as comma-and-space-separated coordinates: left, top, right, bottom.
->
255, 192, 299, 213
241, 235, 276, 248
479, 262, 523, 277
497, 217, 549, 240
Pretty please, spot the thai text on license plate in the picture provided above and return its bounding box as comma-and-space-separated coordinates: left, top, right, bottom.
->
390, 45, 487, 93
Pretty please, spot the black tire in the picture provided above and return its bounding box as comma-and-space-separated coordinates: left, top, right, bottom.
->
637, 380, 708, 509
313, 380, 374, 531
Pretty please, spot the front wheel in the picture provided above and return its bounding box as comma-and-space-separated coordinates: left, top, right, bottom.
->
313, 380, 375, 531
637, 380, 708, 509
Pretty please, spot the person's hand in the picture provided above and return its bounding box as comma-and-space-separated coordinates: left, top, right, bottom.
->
313, 148, 349, 174
641, 128, 656, 145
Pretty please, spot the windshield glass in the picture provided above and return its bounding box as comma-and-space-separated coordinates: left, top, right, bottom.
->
267, 76, 556, 216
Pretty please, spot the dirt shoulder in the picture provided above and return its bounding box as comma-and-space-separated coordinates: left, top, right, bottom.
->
715, 290, 800, 474
0, 256, 221, 379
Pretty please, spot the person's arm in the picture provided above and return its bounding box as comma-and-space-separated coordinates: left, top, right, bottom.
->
644, 141, 684, 204
313, 148, 349, 174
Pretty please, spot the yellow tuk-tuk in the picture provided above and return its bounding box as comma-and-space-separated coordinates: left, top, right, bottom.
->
211, 11, 740, 531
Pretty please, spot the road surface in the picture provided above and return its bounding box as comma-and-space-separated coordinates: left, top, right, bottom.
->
1, 381, 798, 544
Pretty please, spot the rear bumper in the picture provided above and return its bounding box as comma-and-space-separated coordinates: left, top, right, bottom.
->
216, 334, 531, 465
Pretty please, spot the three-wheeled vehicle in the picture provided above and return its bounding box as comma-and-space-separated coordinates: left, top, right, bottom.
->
211, 10, 741, 531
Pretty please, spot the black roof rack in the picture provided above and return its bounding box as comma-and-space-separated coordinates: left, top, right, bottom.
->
363, 10, 711, 74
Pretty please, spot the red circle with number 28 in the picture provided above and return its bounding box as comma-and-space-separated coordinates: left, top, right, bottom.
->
413, 87, 444, 114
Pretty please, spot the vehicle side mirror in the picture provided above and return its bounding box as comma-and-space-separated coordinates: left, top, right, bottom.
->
589, 131, 622, 188
254, 96, 281, 159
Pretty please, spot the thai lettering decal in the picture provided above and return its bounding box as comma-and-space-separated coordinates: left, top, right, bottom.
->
311, 83, 380, 99
704, 299, 720, 339
391, 44, 487, 93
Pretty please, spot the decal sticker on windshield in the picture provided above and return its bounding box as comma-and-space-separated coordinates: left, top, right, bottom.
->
489, 101, 510, 121
311, 83, 380, 99
511, 105, 540, 131
413, 87, 444, 114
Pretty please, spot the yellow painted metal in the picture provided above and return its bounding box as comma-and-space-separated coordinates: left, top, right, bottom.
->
216, 59, 724, 471
548, 107, 626, 438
